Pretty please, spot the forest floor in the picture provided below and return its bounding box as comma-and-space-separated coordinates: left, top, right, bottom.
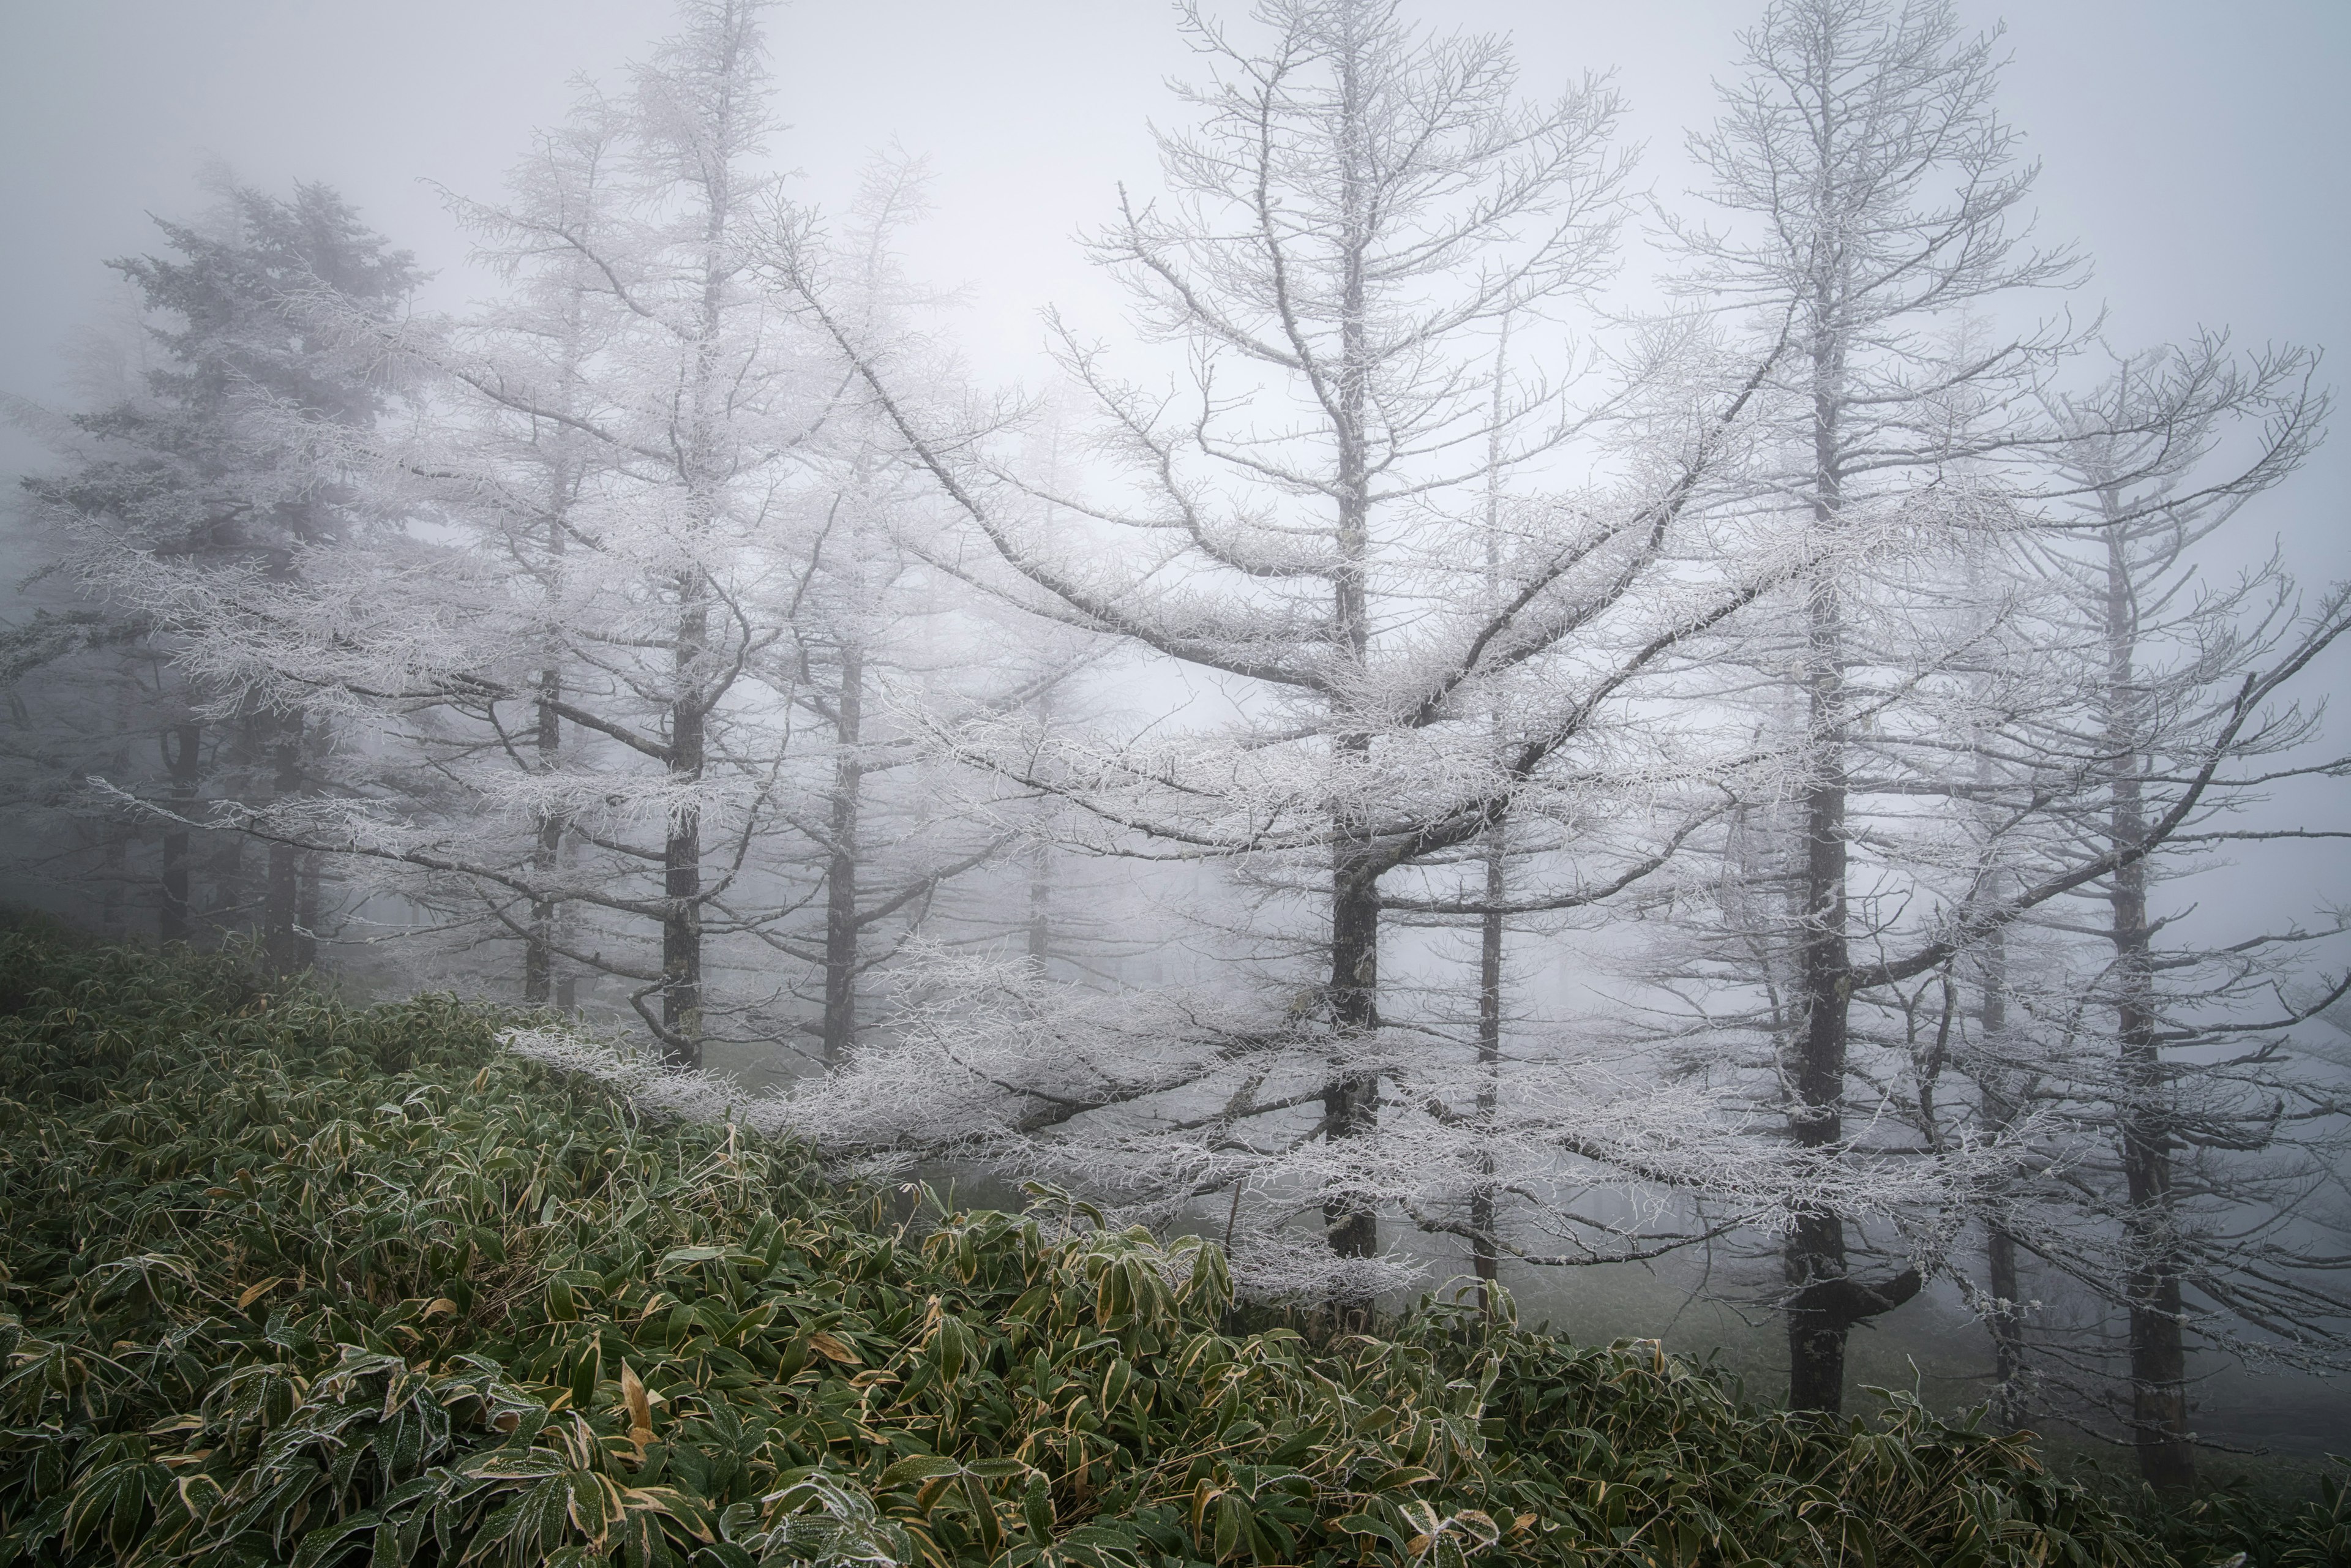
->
1, 917, 2341, 1567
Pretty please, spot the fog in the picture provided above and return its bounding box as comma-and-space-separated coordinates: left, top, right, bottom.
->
4, 0, 2349, 1491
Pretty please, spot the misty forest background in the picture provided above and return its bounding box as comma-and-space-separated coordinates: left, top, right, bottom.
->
4, 0, 2350, 1499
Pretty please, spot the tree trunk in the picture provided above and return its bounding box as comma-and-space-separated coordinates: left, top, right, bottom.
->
525, 667, 563, 1007
1319, 26, 1379, 1275
820, 638, 864, 1066
159, 719, 200, 944
663, 593, 707, 1068
212, 700, 267, 936
1322, 840, 1381, 1265
264, 710, 310, 975
2105, 523, 2193, 1491
2116, 826, 2190, 1488
296, 848, 320, 969
659, 101, 741, 1071
1026, 685, 1054, 972
1468, 315, 1516, 1314
525, 817, 561, 1007
1978, 927, 2030, 1431
525, 474, 572, 1006
1786, 1209, 1852, 1412
1471, 821, 1505, 1310
1786, 316, 1859, 1414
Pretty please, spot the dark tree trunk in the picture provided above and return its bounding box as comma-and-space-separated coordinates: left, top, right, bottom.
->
1786, 1210, 1853, 1412
159, 719, 201, 944
1026, 685, 1054, 973
659, 143, 739, 1071
2118, 1034, 2191, 1485
1785, 319, 1861, 1414
662, 595, 707, 1068
1471, 822, 1505, 1310
1778, 298, 1926, 1412
524, 814, 561, 1007
1788, 1259, 1923, 1412
2116, 833, 2190, 1488
296, 849, 320, 968
211, 701, 266, 935
1978, 929, 2031, 1431
525, 664, 563, 1007
1986, 1223, 2026, 1424
2105, 527, 2193, 1491
1318, 39, 1380, 1278
525, 481, 573, 1006
820, 639, 864, 1066
264, 839, 301, 970
264, 711, 310, 975
2106, 522, 2191, 1495
1322, 839, 1381, 1266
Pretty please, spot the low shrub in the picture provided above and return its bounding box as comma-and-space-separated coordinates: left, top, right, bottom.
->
2136, 1467, 2351, 1568
0, 927, 2252, 1566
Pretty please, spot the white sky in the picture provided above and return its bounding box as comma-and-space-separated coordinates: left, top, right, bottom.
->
4, 1, 2344, 394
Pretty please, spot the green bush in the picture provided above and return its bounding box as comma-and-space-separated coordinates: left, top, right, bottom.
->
2135, 1467, 2351, 1568
0, 926, 2266, 1566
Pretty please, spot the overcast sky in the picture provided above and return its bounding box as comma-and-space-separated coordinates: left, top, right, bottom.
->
4, 1, 2344, 389
2, 0, 2346, 923
4, 0, 2347, 617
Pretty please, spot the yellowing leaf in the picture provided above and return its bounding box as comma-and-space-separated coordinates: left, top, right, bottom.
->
621, 1360, 654, 1454
235, 1277, 282, 1309
807, 1329, 861, 1365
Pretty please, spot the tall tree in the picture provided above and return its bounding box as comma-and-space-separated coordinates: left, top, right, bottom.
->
752, 161, 1027, 1068
1670, 0, 2077, 1412
125, 2, 830, 1063
779, 0, 1816, 1296
7, 183, 419, 964
1967, 342, 2351, 1489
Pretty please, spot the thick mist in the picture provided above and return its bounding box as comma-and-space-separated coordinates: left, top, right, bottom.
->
4, 0, 2349, 1495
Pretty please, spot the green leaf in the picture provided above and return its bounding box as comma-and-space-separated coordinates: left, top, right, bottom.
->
878, 1455, 962, 1488
1333, 1512, 1408, 1550
1369, 1465, 1439, 1492
963, 1458, 1033, 1482
462, 1450, 571, 1481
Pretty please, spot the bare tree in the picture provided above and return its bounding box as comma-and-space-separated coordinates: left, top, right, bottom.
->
113, 2, 833, 1064
774, 0, 1836, 1298
1957, 341, 2351, 1489
1667, 0, 2080, 1412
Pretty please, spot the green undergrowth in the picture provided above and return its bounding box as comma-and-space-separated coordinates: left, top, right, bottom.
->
0, 925, 2295, 1567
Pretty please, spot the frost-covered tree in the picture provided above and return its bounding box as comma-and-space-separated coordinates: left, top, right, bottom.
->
1663, 0, 2083, 1412
740, 160, 1040, 1068
122, 6, 1047, 1075
456, 0, 819, 1062
1955, 341, 2351, 1489
778, 0, 1826, 1297
126, 2, 833, 1063
4, 182, 419, 964
1661, 8, 2351, 1427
